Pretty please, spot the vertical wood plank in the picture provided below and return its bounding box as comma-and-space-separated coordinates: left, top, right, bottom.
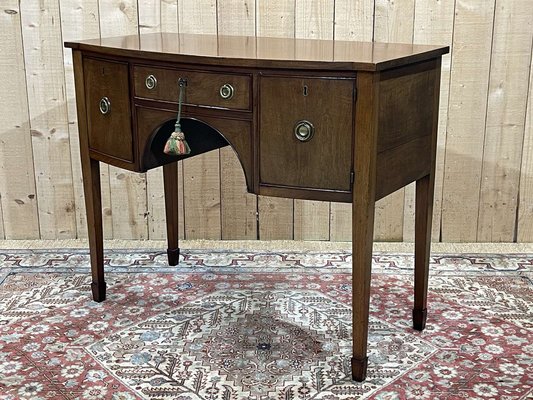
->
414, 0, 455, 242
178, 0, 217, 35
98, 0, 148, 240
147, 165, 185, 240
402, 187, 416, 242
147, 162, 184, 240
477, 0, 533, 241
293, 0, 334, 241
256, 0, 294, 37
20, 0, 77, 239
295, 0, 334, 40
218, 0, 255, 37
218, 0, 258, 240
256, 0, 295, 240
0, 0, 40, 240
374, 175, 404, 238
109, 171, 148, 240
374, 189, 403, 241
334, 0, 374, 42
161, 0, 178, 32
60, 0, 106, 239
374, 0, 415, 43
138, 0, 161, 34
373, 0, 415, 241
146, 169, 165, 240
441, 0, 496, 241
219, 146, 257, 239
179, 0, 221, 240
517, 53, 533, 241
99, 162, 114, 238
182, 150, 221, 239
331, 0, 374, 241
98, 0, 139, 35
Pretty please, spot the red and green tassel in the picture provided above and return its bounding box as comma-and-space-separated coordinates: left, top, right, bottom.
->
164, 78, 191, 156
164, 124, 190, 155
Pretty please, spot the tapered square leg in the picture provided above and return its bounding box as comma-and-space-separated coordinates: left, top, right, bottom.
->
73, 51, 106, 302
351, 72, 378, 383
83, 158, 105, 302
413, 60, 440, 331
413, 173, 435, 331
163, 162, 180, 266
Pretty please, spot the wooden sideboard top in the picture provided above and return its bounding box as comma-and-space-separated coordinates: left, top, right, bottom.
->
65, 33, 449, 72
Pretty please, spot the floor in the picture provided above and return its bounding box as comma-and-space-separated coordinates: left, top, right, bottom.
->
1, 239, 533, 254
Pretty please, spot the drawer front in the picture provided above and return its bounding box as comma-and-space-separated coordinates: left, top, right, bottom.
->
133, 66, 251, 110
84, 58, 133, 162
259, 75, 354, 191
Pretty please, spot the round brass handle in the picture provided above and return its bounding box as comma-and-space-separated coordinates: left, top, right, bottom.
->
99, 97, 111, 115
219, 83, 234, 100
145, 74, 157, 90
294, 120, 315, 142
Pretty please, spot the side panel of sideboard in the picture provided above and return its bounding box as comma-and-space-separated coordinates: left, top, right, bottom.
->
375, 59, 441, 200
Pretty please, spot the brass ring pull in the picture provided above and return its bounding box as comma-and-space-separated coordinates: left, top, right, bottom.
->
219, 83, 234, 100
145, 74, 157, 90
294, 120, 314, 142
99, 97, 111, 115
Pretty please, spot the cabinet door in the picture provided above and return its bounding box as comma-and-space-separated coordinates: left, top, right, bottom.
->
259, 75, 354, 191
84, 58, 133, 162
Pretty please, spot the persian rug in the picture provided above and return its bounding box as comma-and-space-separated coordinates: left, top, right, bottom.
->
0, 250, 531, 400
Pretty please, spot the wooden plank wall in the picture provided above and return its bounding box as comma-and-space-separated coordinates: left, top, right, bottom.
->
1, 0, 532, 243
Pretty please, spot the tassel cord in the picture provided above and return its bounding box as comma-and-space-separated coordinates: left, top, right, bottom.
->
175, 79, 185, 132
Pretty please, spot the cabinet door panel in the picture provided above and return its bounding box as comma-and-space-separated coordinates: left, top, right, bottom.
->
259, 75, 354, 191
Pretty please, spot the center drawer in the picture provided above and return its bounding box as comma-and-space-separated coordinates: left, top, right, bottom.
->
133, 65, 252, 111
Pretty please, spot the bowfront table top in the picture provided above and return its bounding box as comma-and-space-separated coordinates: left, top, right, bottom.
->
66, 32, 448, 71
66, 33, 449, 383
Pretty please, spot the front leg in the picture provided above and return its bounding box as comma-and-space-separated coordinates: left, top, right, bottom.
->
413, 173, 435, 330
83, 158, 105, 302
413, 59, 440, 331
163, 162, 180, 265
351, 71, 379, 382
351, 189, 376, 381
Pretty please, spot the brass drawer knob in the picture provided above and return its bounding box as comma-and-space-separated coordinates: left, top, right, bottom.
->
99, 97, 111, 115
219, 83, 234, 100
145, 74, 157, 90
294, 120, 314, 142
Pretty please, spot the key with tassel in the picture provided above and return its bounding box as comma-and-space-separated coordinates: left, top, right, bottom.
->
164, 77, 191, 156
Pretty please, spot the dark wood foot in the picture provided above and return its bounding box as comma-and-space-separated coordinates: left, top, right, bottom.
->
413, 308, 427, 331
167, 247, 180, 266
91, 281, 107, 302
351, 356, 368, 382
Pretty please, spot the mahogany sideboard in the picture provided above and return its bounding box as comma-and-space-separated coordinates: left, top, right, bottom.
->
65, 33, 449, 382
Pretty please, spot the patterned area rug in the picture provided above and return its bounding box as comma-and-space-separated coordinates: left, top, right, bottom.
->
0, 250, 531, 399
